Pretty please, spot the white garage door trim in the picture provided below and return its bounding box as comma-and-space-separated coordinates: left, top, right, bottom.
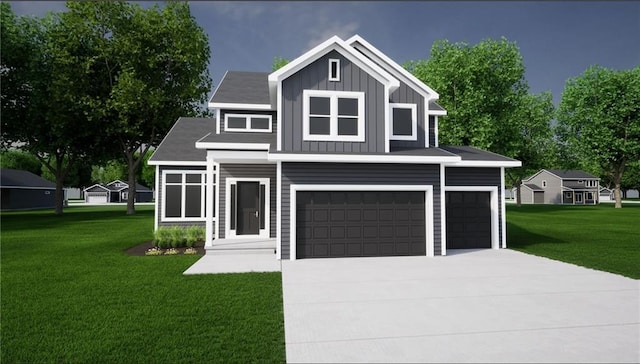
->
290, 184, 434, 260
442, 186, 499, 255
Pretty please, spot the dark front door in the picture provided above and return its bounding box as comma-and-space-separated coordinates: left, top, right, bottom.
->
446, 191, 492, 249
237, 182, 260, 235
296, 191, 426, 259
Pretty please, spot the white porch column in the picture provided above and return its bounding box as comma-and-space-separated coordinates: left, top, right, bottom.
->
205, 152, 215, 247
500, 167, 507, 248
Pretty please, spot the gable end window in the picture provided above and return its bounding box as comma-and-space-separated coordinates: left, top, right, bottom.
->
225, 114, 272, 133
390, 103, 417, 141
328, 59, 340, 81
542, 180, 547, 188
303, 89, 365, 142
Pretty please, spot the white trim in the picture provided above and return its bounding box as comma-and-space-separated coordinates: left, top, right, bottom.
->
205, 155, 215, 247
154, 165, 159, 231
208, 150, 270, 164
195, 142, 271, 150
161, 169, 211, 223
302, 89, 365, 142
147, 160, 207, 166
277, 80, 282, 151
224, 113, 273, 133
384, 88, 390, 153
447, 160, 522, 167
389, 103, 418, 141
276, 161, 282, 260
268, 153, 460, 164
215, 108, 221, 135
434, 115, 439, 147
225, 178, 270, 239
440, 164, 446, 256
425, 98, 430, 148
443, 186, 500, 250
429, 109, 447, 116
289, 184, 434, 260
82, 183, 110, 193
500, 167, 507, 248
207, 102, 272, 110
328, 58, 340, 81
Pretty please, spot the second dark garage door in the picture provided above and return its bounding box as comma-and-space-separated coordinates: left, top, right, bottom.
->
446, 191, 492, 249
296, 191, 426, 258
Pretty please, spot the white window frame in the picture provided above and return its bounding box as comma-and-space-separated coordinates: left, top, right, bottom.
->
585, 180, 597, 187
328, 59, 340, 81
303, 89, 365, 142
224, 113, 272, 133
390, 103, 417, 141
161, 170, 212, 222
542, 180, 547, 188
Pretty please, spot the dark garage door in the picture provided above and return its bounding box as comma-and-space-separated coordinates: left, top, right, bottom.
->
446, 191, 492, 249
296, 191, 426, 258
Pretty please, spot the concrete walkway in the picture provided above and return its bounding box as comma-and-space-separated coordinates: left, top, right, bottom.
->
183, 253, 281, 274
281, 249, 639, 363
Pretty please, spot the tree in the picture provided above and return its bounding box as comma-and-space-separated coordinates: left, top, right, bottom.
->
1, 3, 111, 214
272, 56, 289, 71
406, 37, 555, 205
62, 1, 212, 215
91, 160, 127, 184
556, 65, 640, 208
0, 150, 43, 176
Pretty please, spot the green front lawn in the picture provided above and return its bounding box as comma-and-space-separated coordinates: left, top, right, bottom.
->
1, 206, 285, 363
507, 203, 640, 279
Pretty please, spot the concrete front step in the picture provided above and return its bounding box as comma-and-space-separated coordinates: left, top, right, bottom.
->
205, 238, 277, 256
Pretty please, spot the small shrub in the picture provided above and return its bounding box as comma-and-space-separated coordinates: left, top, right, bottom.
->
145, 247, 163, 256
169, 227, 186, 248
164, 248, 179, 255
185, 226, 202, 248
153, 228, 171, 249
184, 247, 198, 255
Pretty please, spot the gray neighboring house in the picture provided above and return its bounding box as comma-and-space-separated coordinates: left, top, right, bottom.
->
83, 180, 153, 203
1, 169, 56, 211
148, 35, 521, 259
518, 169, 600, 205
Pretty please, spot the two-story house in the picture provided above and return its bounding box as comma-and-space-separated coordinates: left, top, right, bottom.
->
518, 169, 600, 205
148, 35, 521, 259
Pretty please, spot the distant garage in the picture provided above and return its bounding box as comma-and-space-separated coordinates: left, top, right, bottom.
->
295, 190, 427, 259
445, 191, 492, 249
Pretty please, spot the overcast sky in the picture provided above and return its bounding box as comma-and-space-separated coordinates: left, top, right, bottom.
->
10, 1, 640, 104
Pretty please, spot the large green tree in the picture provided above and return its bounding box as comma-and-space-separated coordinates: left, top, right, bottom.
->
62, 1, 211, 214
1, 3, 111, 214
406, 38, 555, 202
556, 65, 640, 208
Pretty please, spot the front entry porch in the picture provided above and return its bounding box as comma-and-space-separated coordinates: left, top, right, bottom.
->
206, 237, 277, 255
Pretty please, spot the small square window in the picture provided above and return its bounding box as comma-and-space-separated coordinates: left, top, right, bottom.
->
390, 103, 417, 141
303, 90, 364, 142
329, 59, 340, 81
227, 117, 247, 129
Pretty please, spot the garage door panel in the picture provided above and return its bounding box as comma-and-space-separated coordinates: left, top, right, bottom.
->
297, 190, 427, 258
446, 191, 492, 249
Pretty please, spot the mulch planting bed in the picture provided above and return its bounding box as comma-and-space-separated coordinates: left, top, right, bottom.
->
124, 241, 206, 256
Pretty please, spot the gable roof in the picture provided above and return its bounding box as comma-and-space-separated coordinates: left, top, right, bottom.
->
546, 169, 599, 179
346, 35, 438, 100
268, 35, 400, 93
523, 183, 544, 191
148, 117, 212, 165
440, 145, 520, 163
208, 71, 271, 109
1, 169, 56, 189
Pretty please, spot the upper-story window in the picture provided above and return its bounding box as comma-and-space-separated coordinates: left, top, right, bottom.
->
225, 114, 272, 133
303, 89, 365, 142
328, 59, 340, 81
542, 180, 547, 188
390, 103, 417, 141
585, 180, 597, 187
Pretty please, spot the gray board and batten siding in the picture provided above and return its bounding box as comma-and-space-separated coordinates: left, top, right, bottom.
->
281, 50, 386, 154
218, 164, 277, 239
389, 80, 427, 149
444, 167, 503, 244
157, 165, 208, 229
280, 162, 441, 259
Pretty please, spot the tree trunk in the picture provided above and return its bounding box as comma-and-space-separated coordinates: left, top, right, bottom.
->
54, 173, 65, 215
613, 171, 623, 209
516, 183, 522, 207
126, 151, 137, 215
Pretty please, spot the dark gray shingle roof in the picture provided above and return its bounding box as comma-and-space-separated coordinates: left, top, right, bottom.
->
439, 145, 519, 162
210, 71, 271, 105
0, 169, 56, 189
547, 169, 598, 179
524, 183, 544, 191
149, 117, 212, 163
429, 100, 445, 112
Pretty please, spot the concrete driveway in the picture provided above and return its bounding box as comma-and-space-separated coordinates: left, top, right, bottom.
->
281, 249, 639, 363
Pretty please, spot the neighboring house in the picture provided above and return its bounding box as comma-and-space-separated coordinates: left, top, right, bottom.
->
1, 169, 56, 211
83, 180, 153, 203
599, 187, 613, 202
518, 169, 600, 205
148, 35, 521, 259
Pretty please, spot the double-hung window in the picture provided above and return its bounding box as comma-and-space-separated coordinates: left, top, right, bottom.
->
162, 170, 213, 221
390, 103, 417, 140
303, 90, 365, 142
225, 114, 272, 132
